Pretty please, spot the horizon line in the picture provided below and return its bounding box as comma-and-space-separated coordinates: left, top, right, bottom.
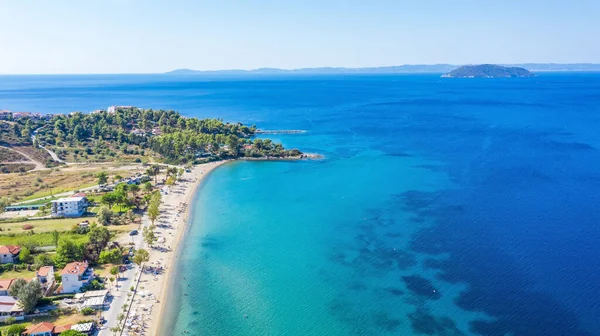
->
2, 63, 600, 76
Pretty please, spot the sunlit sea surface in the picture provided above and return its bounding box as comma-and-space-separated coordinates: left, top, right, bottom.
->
1, 73, 599, 335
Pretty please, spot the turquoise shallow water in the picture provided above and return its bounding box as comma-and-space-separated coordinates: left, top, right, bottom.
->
164, 152, 466, 335
2, 74, 600, 335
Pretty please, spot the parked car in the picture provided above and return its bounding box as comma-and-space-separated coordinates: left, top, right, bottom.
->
129, 230, 138, 236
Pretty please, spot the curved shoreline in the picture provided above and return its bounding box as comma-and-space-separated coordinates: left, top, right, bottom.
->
240, 153, 323, 161
146, 160, 230, 336
147, 156, 320, 335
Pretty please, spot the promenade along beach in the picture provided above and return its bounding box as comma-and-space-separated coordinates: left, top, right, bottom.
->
128, 161, 228, 336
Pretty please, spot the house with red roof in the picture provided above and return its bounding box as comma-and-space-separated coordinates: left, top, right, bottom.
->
37, 266, 55, 294
37, 266, 54, 282
53, 324, 72, 334
0, 245, 21, 264
60, 261, 94, 293
0, 279, 15, 296
23, 321, 54, 336
23, 321, 73, 336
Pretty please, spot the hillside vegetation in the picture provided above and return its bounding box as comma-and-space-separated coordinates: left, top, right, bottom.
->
0, 107, 301, 166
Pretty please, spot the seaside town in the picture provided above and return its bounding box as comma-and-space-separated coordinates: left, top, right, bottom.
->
0, 106, 300, 335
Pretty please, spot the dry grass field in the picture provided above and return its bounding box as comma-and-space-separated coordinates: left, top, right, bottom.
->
0, 163, 144, 202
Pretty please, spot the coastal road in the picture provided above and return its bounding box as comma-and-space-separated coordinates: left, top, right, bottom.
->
98, 215, 149, 335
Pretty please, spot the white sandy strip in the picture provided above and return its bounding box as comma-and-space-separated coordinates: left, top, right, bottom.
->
124, 160, 228, 336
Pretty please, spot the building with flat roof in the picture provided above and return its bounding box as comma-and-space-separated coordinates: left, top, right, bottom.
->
51, 196, 87, 217
3, 204, 43, 212
0, 296, 24, 323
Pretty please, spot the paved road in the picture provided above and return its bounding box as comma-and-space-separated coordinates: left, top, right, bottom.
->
98, 216, 148, 335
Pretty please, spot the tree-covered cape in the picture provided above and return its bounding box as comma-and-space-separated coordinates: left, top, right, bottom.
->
1, 107, 301, 164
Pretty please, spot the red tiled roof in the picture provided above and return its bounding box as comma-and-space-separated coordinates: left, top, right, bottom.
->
60, 261, 89, 276
54, 324, 72, 333
25, 322, 55, 334
38, 266, 53, 277
72, 192, 86, 197
0, 245, 21, 255
0, 279, 14, 290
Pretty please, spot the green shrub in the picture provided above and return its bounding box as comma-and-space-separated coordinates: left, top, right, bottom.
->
6, 324, 26, 335
81, 279, 104, 292
80, 307, 95, 315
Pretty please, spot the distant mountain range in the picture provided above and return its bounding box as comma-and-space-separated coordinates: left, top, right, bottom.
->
166, 63, 600, 75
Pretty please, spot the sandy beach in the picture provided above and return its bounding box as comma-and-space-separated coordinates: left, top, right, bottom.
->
122, 160, 228, 336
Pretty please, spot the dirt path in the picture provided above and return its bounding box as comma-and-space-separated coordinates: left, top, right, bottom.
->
32, 126, 65, 164
0, 145, 45, 171
40, 145, 65, 163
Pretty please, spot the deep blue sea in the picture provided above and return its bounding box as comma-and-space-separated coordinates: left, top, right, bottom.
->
2, 73, 600, 335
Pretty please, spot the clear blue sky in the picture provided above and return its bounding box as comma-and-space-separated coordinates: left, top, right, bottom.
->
1, 0, 599, 74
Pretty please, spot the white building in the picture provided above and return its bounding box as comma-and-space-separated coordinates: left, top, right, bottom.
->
51, 197, 87, 217
0, 245, 21, 264
107, 105, 135, 114
37, 266, 54, 295
74, 289, 108, 308
60, 261, 94, 293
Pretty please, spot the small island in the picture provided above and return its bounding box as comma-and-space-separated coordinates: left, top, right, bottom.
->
442, 64, 535, 78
